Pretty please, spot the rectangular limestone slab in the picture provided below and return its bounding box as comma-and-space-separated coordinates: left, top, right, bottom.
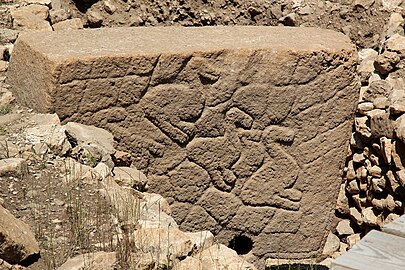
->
7, 26, 359, 264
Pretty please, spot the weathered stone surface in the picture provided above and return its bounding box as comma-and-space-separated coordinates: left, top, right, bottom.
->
52, 18, 83, 31
336, 220, 354, 236
0, 204, 39, 264
322, 232, 340, 257
49, 9, 70, 24
25, 124, 71, 155
10, 5, 52, 32
113, 166, 148, 190
57, 251, 155, 270
174, 244, 257, 270
0, 158, 27, 176
184, 230, 214, 252
7, 26, 358, 261
57, 252, 116, 270
132, 227, 193, 262
64, 122, 115, 166
357, 48, 377, 82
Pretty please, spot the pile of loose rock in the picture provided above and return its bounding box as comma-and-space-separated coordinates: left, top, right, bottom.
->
0, 82, 255, 269
326, 9, 405, 260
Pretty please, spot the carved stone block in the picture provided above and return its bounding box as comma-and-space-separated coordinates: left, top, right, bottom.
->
7, 26, 359, 263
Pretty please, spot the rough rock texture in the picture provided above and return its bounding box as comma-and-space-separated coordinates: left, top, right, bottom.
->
0, 204, 39, 264
7, 26, 359, 263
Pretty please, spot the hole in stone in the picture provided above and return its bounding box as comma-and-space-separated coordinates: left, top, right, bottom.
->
228, 235, 253, 255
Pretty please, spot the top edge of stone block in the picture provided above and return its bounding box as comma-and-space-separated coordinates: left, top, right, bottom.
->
17, 26, 355, 61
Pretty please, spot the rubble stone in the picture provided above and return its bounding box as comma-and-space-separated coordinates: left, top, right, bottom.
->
0, 204, 40, 264
0, 158, 27, 176
52, 18, 83, 31
336, 220, 355, 236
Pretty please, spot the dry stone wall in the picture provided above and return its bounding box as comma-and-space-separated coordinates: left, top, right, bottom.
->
332, 11, 405, 252
7, 26, 359, 263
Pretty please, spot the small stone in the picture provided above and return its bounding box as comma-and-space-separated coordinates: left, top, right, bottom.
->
362, 207, 378, 226
339, 242, 349, 253
355, 116, 371, 139
24, 0, 52, 6
113, 150, 132, 167
322, 232, 340, 256
175, 243, 257, 270
279, 13, 298, 26
368, 72, 381, 84
346, 179, 360, 194
84, 162, 111, 181
54, 198, 65, 206
297, 5, 313, 15
389, 89, 405, 115
350, 207, 363, 226
0, 46, 6, 61
369, 153, 381, 165
366, 109, 393, 138
336, 220, 355, 236
0, 61, 7, 72
392, 140, 405, 170
184, 230, 214, 252
386, 74, 405, 90
352, 194, 367, 209
384, 213, 400, 225
130, 15, 144, 26
371, 177, 385, 193
25, 124, 71, 156
357, 102, 374, 114
373, 97, 388, 109
0, 158, 27, 176
357, 48, 378, 83
388, 170, 400, 190
87, 10, 103, 27
356, 166, 367, 179
385, 12, 404, 39
12, 4, 49, 20
52, 18, 83, 31
103, 0, 117, 14
352, 152, 365, 163
10, 5, 52, 32
354, 0, 375, 9
0, 89, 15, 107
382, 0, 403, 11
113, 166, 148, 190
0, 204, 40, 263
363, 80, 392, 102
385, 194, 396, 211
0, 29, 19, 44
374, 51, 400, 75
350, 132, 365, 149
336, 183, 350, 215
395, 115, 405, 145
386, 33, 405, 55
395, 169, 405, 187
49, 8, 70, 24
347, 233, 361, 249
346, 160, 356, 180
368, 165, 382, 177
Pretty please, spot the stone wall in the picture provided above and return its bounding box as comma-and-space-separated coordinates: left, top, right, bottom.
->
6, 26, 359, 263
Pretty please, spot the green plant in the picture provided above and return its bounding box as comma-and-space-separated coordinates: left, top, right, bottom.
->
0, 106, 11, 115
